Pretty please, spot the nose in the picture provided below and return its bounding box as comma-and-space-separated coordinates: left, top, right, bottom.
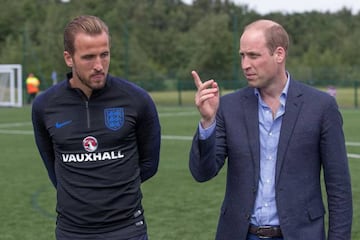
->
241, 57, 250, 70
93, 57, 103, 72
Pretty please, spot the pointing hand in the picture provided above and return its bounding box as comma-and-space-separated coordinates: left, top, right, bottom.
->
192, 70, 219, 128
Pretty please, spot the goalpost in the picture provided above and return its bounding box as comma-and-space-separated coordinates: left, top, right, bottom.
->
0, 64, 22, 107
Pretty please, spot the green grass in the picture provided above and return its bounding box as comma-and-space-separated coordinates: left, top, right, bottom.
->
0, 104, 359, 240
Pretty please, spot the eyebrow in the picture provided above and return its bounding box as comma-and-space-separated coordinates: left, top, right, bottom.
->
239, 51, 261, 57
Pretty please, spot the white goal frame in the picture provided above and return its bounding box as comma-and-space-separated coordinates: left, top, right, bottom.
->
0, 64, 23, 107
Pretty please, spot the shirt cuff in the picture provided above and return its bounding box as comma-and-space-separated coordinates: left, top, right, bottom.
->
198, 121, 216, 140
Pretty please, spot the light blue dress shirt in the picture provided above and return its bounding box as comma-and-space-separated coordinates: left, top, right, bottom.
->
250, 77, 289, 226
198, 74, 290, 227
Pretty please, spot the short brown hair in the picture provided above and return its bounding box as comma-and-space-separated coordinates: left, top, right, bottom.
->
245, 19, 289, 55
264, 23, 289, 55
63, 15, 110, 55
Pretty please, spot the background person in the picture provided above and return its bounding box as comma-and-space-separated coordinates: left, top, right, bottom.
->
189, 19, 352, 240
327, 85, 337, 98
26, 73, 40, 104
32, 15, 161, 240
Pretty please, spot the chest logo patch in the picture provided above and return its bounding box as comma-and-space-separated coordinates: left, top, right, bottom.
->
104, 108, 124, 131
83, 136, 98, 152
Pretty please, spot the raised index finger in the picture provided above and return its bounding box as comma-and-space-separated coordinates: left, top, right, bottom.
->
192, 70, 202, 89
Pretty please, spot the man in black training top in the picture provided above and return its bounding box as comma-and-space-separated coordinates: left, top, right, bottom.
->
32, 15, 161, 240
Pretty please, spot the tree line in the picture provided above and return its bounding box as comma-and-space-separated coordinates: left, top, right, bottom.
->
1, 0, 360, 90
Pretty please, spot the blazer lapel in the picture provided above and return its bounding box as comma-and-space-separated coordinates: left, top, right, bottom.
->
275, 80, 304, 184
240, 89, 261, 185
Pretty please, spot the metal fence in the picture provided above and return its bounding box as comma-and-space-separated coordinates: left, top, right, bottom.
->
144, 79, 359, 108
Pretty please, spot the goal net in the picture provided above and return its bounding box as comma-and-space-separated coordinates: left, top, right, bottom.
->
0, 64, 22, 107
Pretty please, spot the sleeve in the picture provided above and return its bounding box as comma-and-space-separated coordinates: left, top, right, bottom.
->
136, 93, 161, 182
321, 98, 352, 239
31, 99, 57, 187
189, 109, 226, 182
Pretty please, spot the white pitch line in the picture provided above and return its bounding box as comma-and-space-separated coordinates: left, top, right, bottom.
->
346, 142, 360, 146
0, 129, 33, 135
347, 153, 360, 159
162, 135, 193, 140
0, 122, 31, 128
0, 129, 195, 140
1, 126, 360, 159
0, 127, 360, 146
159, 111, 197, 117
0, 129, 359, 158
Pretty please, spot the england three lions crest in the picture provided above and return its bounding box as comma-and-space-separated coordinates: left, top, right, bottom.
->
104, 108, 124, 131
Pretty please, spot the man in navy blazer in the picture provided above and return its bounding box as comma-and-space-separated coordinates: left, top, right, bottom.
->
189, 19, 352, 240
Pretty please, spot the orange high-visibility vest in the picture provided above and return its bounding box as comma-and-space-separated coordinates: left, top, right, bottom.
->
26, 76, 40, 94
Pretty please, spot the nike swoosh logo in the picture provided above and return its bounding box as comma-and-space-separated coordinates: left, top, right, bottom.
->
55, 120, 72, 129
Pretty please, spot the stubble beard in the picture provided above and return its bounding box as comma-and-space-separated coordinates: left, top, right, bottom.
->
75, 70, 106, 91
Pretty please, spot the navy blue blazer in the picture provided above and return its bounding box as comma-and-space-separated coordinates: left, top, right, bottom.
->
189, 79, 352, 240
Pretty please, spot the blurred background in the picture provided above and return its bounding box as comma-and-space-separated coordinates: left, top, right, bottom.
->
1, 1, 360, 239
1, 0, 360, 107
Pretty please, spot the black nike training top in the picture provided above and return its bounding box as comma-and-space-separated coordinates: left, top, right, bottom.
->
31, 73, 161, 236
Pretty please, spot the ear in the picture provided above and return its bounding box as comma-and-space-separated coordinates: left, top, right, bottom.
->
274, 47, 286, 63
64, 51, 73, 67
